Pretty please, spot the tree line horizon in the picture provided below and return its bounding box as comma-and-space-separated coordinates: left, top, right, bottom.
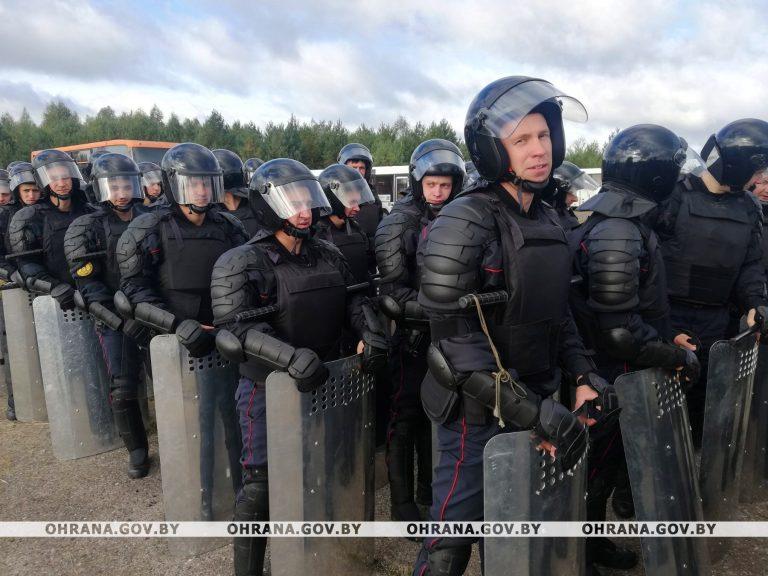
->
0, 101, 612, 171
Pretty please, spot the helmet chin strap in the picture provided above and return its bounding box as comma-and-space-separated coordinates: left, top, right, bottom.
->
108, 201, 133, 213
282, 221, 313, 239
187, 203, 212, 214
501, 171, 549, 212
49, 190, 72, 201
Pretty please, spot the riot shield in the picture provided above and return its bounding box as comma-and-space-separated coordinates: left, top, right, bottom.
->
700, 331, 758, 561
151, 335, 241, 558
741, 342, 768, 503
483, 430, 587, 576
266, 354, 376, 576
615, 368, 710, 576
33, 295, 119, 460
0, 298, 10, 392
2, 288, 46, 421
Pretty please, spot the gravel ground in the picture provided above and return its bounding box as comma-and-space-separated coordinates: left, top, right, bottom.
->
1, 384, 767, 576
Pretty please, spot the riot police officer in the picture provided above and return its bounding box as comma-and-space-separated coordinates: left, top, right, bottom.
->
63, 153, 152, 477
138, 162, 164, 206
316, 163, 376, 285
570, 124, 702, 573
243, 157, 264, 184
375, 139, 466, 522
655, 118, 768, 445
8, 149, 93, 308
337, 143, 384, 240
212, 149, 262, 237
211, 158, 387, 576
116, 143, 249, 513
412, 77, 600, 576
0, 172, 11, 207
548, 160, 599, 231
748, 167, 768, 270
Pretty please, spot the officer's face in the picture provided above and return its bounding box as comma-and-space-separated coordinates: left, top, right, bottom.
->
18, 183, 41, 205
422, 175, 453, 205
186, 176, 213, 207
285, 187, 313, 230
145, 182, 162, 199
501, 113, 552, 183
46, 165, 73, 195
0, 191, 10, 206
344, 191, 362, 217
748, 170, 768, 202
346, 160, 368, 178
107, 177, 135, 207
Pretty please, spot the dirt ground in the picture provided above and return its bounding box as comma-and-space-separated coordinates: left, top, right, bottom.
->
1, 385, 767, 576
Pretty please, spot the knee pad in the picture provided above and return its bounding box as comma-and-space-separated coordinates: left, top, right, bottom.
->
428, 545, 472, 576
110, 379, 139, 409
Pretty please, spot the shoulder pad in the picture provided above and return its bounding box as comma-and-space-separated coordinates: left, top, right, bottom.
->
579, 188, 656, 219
432, 194, 496, 232
128, 210, 164, 232
587, 216, 643, 243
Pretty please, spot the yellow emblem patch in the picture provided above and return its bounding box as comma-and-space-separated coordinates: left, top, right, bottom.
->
76, 262, 94, 277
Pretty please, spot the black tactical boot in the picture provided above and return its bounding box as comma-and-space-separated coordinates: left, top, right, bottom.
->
234, 469, 269, 576
112, 387, 150, 479
589, 537, 638, 570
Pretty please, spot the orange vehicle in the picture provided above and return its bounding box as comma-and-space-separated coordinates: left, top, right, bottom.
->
31, 139, 178, 167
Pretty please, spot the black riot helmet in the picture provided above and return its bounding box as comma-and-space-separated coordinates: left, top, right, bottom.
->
8, 162, 38, 204
602, 124, 687, 204
701, 119, 768, 191
337, 143, 373, 181
549, 160, 599, 204
6, 161, 24, 171
80, 150, 109, 183
0, 170, 10, 206
212, 149, 248, 197
138, 161, 163, 200
243, 157, 264, 185
90, 153, 144, 212
464, 76, 587, 191
160, 143, 225, 213
31, 148, 87, 202
318, 164, 375, 217
249, 158, 331, 238
409, 139, 466, 210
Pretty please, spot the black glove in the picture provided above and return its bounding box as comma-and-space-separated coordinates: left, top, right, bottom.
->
361, 330, 388, 372
577, 371, 620, 422
176, 319, 216, 358
123, 318, 151, 346
50, 283, 76, 310
679, 349, 700, 388
534, 398, 588, 472
288, 348, 328, 393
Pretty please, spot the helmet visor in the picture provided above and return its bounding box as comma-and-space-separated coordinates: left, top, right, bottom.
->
0, 180, 10, 196
141, 169, 162, 188
10, 169, 36, 192
96, 175, 143, 204
566, 172, 600, 196
264, 179, 331, 219
679, 141, 708, 176
36, 161, 85, 190
329, 178, 375, 209
171, 174, 225, 207
411, 149, 466, 181
482, 80, 588, 140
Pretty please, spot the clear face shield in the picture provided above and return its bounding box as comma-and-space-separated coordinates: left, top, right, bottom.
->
141, 170, 162, 189
482, 79, 588, 139
10, 170, 36, 192
170, 173, 225, 207
411, 149, 466, 181
0, 180, 11, 205
263, 179, 331, 219
566, 171, 600, 197
96, 175, 144, 205
328, 178, 375, 210
36, 161, 85, 193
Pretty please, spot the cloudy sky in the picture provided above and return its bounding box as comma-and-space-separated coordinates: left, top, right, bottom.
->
0, 0, 766, 149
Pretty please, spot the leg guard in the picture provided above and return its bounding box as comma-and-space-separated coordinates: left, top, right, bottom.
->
415, 416, 433, 507
111, 381, 149, 479
426, 545, 472, 576
387, 419, 418, 520
234, 470, 269, 576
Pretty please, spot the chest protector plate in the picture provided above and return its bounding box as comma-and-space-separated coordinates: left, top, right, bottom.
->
100, 217, 130, 292
43, 208, 82, 284
271, 247, 347, 360
158, 216, 233, 321
481, 194, 572, 377
662, 191, 754, 305
323, 222, 369, 285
